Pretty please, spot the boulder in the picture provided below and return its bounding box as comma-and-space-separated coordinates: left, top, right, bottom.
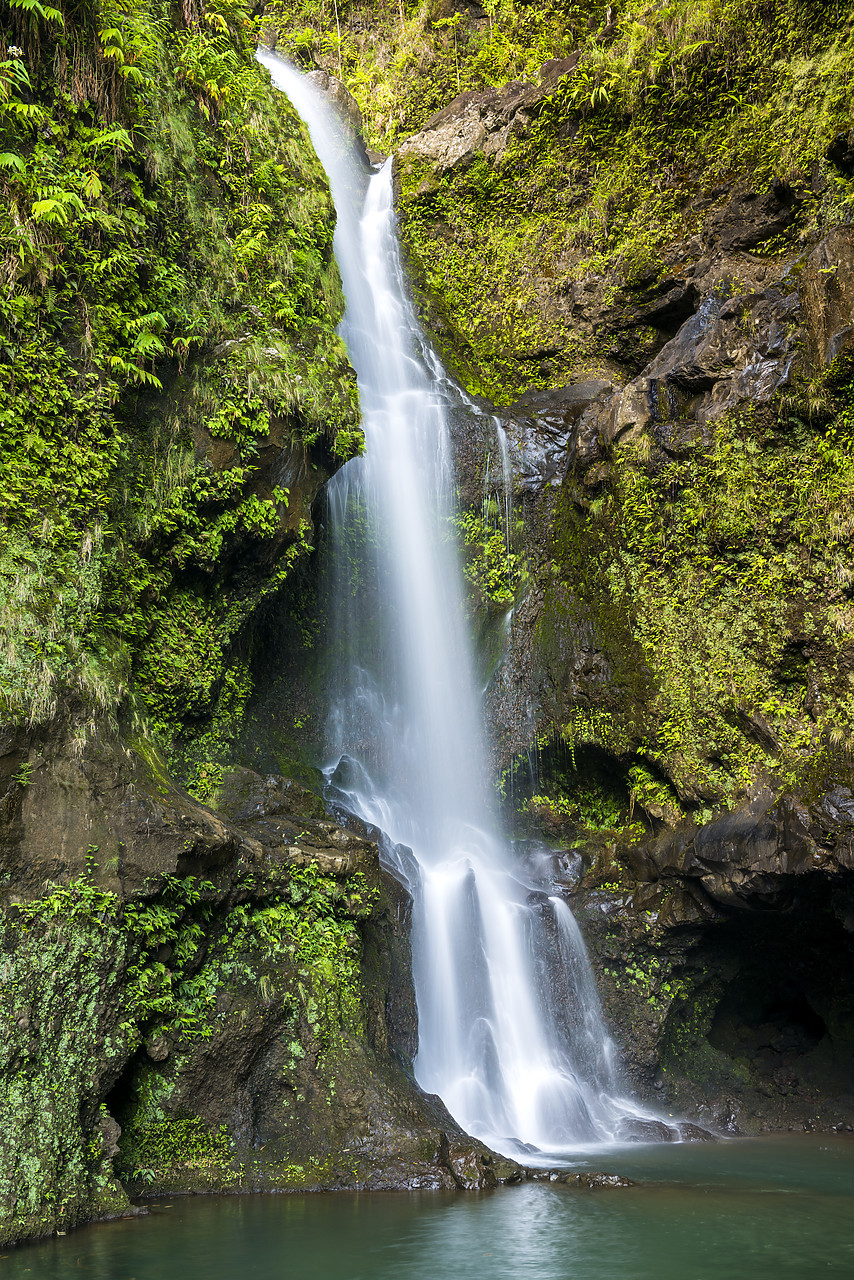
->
398, 77, 562, 175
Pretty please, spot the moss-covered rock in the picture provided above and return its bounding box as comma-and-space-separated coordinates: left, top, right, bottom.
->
0, 722, 522, 1245
0, 894, 135, 1246
0, 0, 362, 796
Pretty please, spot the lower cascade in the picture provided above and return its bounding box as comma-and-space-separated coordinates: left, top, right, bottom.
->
259, 50, 666, 1156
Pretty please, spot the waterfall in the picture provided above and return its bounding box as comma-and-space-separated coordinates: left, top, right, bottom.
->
258, 51, 668, 1156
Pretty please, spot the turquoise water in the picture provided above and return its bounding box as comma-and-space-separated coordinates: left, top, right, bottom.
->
5, 1138, 854, 1279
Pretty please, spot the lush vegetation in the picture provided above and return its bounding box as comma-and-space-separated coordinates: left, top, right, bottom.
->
0, 0, 359, 789
261, 0, 587, 151
546, 378, 854, 811
0, 855, 377, 1236
454, 500, 524, 610
391, 0, 854, 400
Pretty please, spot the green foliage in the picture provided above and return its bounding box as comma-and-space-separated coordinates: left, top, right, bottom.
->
394, 0, 854, 401
10, 759, 32, 786
222, 863, 377, 1040
524, 778, 626, 831
0, 884, 134, 1246
261, 1, 592, 152
0, 0, 360, 764
454, 502, 524, 609
549, 387, 854, 809
121, 1117, 232, 1184
604, 951, 687, 1008
505, 733, 632, 833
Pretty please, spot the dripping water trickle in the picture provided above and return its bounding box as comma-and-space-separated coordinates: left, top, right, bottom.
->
258, 49, 670, 1156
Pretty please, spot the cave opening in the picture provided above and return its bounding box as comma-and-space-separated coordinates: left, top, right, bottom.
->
709, 977, 829, 1063
694, 886, 854, 1107
503, 738, 631, 835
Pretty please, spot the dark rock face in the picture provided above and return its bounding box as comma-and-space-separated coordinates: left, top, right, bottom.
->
702, 183, 801, 253
826, 130, 854, 178
500, 380, 615, 492
305, 68, 366, 144
499, 280, 801, 502
0, 716, 258, 903
544, 790, 854, 1137
801, 227, 854, 366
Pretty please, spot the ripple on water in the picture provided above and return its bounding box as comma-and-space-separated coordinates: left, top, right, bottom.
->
4, 1137, 854, 1280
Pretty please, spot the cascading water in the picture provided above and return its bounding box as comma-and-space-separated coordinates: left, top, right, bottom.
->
259, 50, 669, 1156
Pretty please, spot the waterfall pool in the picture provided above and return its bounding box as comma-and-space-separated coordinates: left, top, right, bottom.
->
6, 1137, 853, 1279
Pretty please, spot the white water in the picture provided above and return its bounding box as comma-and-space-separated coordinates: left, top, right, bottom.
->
259, 51, 669, 1156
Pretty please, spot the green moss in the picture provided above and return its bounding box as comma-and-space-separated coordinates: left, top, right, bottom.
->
121, 1117, 234, 1187
0, 887, 135, 1246
390, 1, 854, 401
0, 0, 361, 785
543, 387, 854, 809
659, 977, 752, 1094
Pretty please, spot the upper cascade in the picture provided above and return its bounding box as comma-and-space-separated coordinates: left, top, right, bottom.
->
258, 48, 673, 1155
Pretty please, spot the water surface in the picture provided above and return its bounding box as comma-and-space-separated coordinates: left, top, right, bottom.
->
7, 1138, 853, 1279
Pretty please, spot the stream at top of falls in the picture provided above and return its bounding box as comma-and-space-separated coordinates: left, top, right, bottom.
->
257, 49, 669, 1157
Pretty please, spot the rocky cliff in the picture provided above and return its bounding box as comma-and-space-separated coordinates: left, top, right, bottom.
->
5, 0, 854, 1249
264, 0, 854, 1133
387, 1, 854, 1134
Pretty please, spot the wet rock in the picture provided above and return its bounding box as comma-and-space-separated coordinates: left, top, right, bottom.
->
216, 767, 327, 826
801, 227, 854, 366
443, 1139, 503, 1189
500, 379, 614, 491
678, 1122, 717, 1142
616, 277, 700, 331
556, 1171, 636, 1188
617, 1117, 679, 1142
773, 1067, 799, 1095
0, 716, 260, 902
511, 379, 615, 423
563, 283, 801, 479
702, 183, 801, 253
305, 69, 365, 144
816, 786, 854, 831
638, 788, 854, 910
540, 52, 581, 87
216, 765, 382, 881
658, 885, 720, 927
